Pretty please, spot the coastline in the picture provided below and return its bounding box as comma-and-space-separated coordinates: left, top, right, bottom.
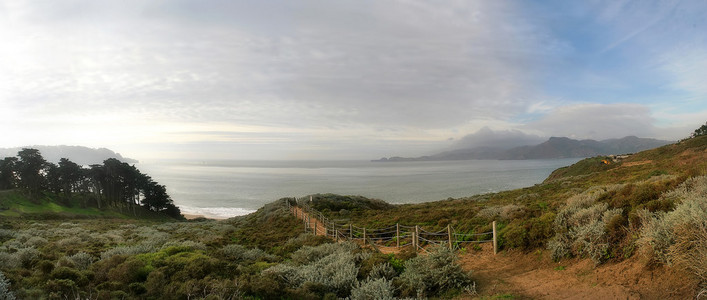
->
182, 213, 228, 220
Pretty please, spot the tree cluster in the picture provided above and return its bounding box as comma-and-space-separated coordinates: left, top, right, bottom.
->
691, 121, 707, 138
0, 148, 181, 218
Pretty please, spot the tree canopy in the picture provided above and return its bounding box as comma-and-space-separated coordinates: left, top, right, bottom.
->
0, 148, 182, 219
692, 121, 707, 138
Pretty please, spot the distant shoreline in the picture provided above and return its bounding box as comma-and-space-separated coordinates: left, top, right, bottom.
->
183, 213, 228, 220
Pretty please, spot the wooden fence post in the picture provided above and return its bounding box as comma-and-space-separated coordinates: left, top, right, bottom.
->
363, 228, 367, 245
492, 221, 498, 255
305, 215, 309, 232
335, 229, 339, 242
414, 225, 419, 252
349, 224, 353, 240
447, 224, 452, 250
396, 223, 400, 248
313, 220, 317, 235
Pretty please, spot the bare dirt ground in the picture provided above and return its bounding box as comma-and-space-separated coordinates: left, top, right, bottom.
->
457, 244, 700, 299
621, 160, 653, 167
291, 206, 328, 237
291, 206, 701, 299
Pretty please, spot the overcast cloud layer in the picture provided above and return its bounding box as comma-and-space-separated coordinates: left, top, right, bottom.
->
1, 0, 705, 160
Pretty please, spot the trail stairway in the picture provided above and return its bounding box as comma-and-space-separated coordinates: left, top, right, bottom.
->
286, 198, 497, 255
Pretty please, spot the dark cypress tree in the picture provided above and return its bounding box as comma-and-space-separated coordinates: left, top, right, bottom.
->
16, 148, 47, 199
58, 158, 83, 197
0, 157, 18, 190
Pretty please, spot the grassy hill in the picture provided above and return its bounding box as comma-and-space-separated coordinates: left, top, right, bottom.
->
326, 135, 706, 227
0, 136, 704, 298
0, 190, 175, 221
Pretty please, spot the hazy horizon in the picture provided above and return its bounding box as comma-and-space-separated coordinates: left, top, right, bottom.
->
2, 1, 705, 161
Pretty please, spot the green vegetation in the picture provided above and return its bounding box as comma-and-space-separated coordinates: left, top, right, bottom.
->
306, 193, 394, 213
0, 199, 473, 299
692, 121, 707, 138
313, 133, 707, 289
0, 148, 182, 219
1, 125, 706, 298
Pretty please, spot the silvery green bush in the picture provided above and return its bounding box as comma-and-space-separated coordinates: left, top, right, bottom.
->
638, 175, 707, 284
67, 252, 95, 270
368, 262, 396, 280
0, 253, 19, 270
0, 271, 16, 300
0, 230, 14, 242
350, 278, 394, 300
221, 244, 276, 263
398, 246, 473, 298
101, 243, 155, 260
548, 190, 622, 264
265, 242, 360, 296
23, 236, 47, 248
289, 241, 358, 265
14, 248, 39, 268
160, 240, 206, 252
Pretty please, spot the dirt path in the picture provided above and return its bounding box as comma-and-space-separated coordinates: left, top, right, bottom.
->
291, 206, 328, 236
290, 206, 700, 298
290, 206, 403, 254
457, 244, 699, 299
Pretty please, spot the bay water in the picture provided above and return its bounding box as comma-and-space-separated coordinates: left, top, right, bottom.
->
137, 158, 581, 218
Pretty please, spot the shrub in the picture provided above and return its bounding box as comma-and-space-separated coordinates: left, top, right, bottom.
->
0, 230, 15, 243
56, 237, 83, 249
368, 263, 396, 280
289, 242, 358, 265
14, 248, 39, 268
45, 279, 79, 299
50, 266, 85, 285
264, 242, 360, 297
160, 241, 207, 252
0, 253, 19, 270
23, 237, 47, 248
350, 278, 394, 300
67, 252, 95, 271
308, 194, 394, 212
548, 191, 623, 264
222, 244, 276, 263
397, 246, 473, 298
638, 175, 707, 285
107, 257, 148, 284
526, 212, 556, 248
101, 243, 155, 260
499, 222, 527, 249
0, 271, 16, 300
476, 204, 525, 221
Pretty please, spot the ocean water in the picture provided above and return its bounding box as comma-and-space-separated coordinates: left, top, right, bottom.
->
136, 158, 581, 218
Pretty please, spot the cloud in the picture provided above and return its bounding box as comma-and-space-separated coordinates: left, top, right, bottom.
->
1, 1, 704, 160
452, 127, 544, 150
0, 0, 548, 131
523, 103, 683, 140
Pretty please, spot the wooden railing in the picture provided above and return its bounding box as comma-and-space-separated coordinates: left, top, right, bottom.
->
285, 197, 497, 254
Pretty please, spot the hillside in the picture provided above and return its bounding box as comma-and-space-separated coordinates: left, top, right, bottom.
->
374, 136, 672, 161
330, 135, 707, 297
1, 136, 705, 299
0, 190, 176, 220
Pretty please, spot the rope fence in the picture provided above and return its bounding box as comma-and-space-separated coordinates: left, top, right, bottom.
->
284, 196, 497, 254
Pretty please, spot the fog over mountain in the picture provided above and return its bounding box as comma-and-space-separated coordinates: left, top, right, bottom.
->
0, 146, 138, 165
375, 128, 673, 162
451, 127, 546, 150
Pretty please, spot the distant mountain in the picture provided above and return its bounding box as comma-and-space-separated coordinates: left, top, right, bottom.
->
373, 136, 673, 161
0, 145, 138, 165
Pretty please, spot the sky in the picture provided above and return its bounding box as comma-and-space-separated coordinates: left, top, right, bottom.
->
1, 0, 706, 160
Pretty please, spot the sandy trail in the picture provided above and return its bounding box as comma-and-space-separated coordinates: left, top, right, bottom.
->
457, 244, 699, 299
